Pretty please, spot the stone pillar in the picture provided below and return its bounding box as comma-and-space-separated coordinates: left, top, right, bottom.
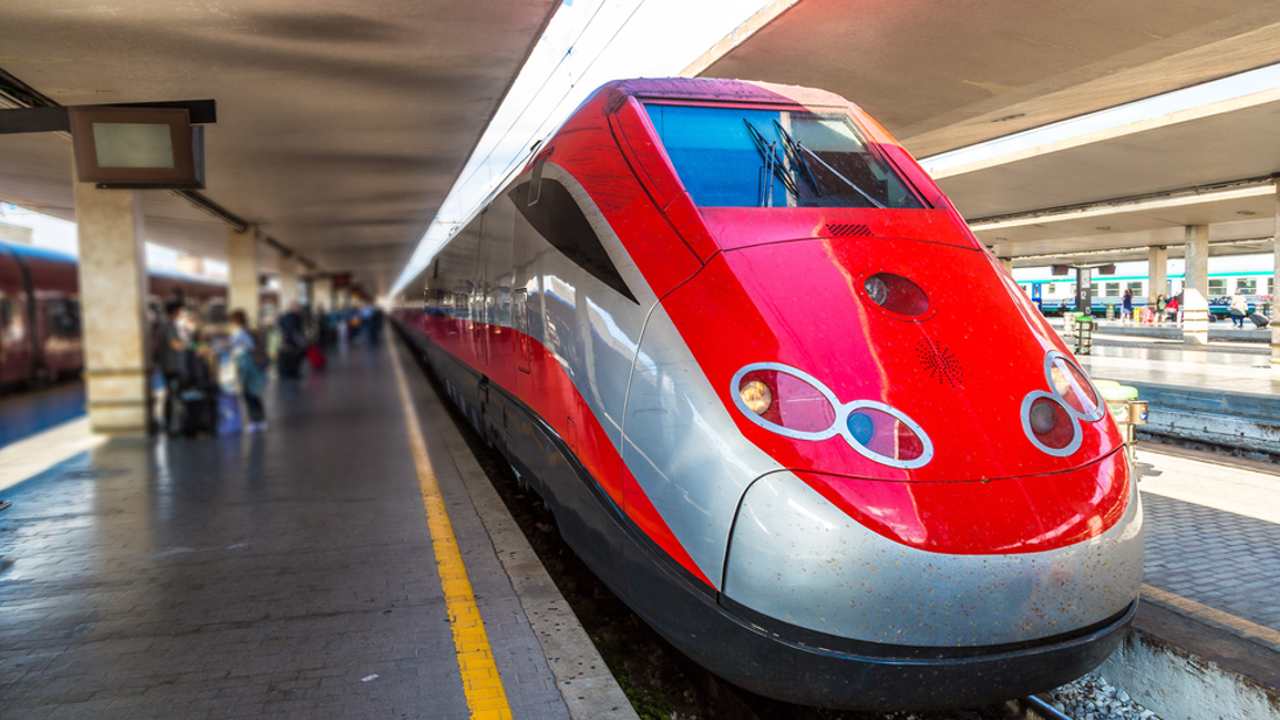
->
1272, 184, 1279, 367
312, 275, 333, 313
1147, 246, 1168, 306
73, 175, 150, 435
1183, 225, 1210, 300
993, 241, 1014, 273
227, 228, 259, 328
1182, 287, 1210, 345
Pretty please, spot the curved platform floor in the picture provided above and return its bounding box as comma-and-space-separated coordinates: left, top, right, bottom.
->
0, 341, 627, 719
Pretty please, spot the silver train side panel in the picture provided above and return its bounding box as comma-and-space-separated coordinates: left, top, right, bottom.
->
722, 468, 1144, 646
622, 302, 785, 586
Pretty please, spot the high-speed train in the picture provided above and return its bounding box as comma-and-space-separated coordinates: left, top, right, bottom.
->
393, 78, 1142, 710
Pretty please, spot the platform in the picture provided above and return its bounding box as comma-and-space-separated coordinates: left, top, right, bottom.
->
0, 340, 632, 720
1124, 445, 1280, 706
1054, 330, 1280, 454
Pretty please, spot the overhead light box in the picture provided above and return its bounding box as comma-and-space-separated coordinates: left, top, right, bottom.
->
68, 106, 205, 189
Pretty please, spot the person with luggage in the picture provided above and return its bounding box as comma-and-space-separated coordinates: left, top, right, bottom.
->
276, 302, 307, 379
230, 310, 268, 432
1166, 293, 1180, 325
158, 301, 188, 436
1228, 291, 1249, 329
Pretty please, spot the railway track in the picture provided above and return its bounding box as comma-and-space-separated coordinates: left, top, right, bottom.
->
1010, 695, 1074, 720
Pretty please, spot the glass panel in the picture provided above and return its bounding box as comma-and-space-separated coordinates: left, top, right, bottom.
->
742, 369, 836, 433
847, 407, 925, 461
92, 123, 175, 168
645, 103, 923, 209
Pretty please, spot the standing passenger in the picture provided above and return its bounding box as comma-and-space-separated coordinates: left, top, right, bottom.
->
1229, 292, 1249, 329
1155, 294, 1167, 325
276, 302, 306, 379
1121, 289, 1133, 323
158, 301, 188, 436
230, 310, 268, 432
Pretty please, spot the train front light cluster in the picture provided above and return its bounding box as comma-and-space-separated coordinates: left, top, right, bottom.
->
731, 362, 933, 469
738, 379, 773, 415
1021, 351, 1104, 456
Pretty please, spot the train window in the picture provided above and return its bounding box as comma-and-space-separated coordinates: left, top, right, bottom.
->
1208, 278, 1226, 297
1126, 281, 1143, 296
1103, 283, 1120, 297
1235, 278, 1256, 294
45, 299, 81, 337
509, 177, 637, 302
645, 103, 924, 209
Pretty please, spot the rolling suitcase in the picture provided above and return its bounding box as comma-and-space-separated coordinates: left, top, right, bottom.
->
217, 392, 243, 435
1249, 312, 1270, 328
306, 345, 326, 372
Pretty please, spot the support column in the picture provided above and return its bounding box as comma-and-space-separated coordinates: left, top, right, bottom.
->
1272, 184, 1279, 366
1183, 225, 1209, 299
312, 275, 333, 313
993, 241, 1014, 273
227, 228, 260, 328
1181, 226, 1210, 345
73, 175, 150, 435
1147, 245, 1168, 306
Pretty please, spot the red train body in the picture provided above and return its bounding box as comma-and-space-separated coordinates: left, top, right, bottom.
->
393, 78, 1142, 710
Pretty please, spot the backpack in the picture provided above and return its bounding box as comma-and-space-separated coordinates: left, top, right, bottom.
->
251, 330, 270, 370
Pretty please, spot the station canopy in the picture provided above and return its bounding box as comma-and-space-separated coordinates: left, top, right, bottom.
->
696, 0, 1280, 265
0, 0, 556, 293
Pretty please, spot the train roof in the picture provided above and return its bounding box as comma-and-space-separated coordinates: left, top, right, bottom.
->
1, 240, 77, 265
2, 240, 224, 288
602, 77, 852, 109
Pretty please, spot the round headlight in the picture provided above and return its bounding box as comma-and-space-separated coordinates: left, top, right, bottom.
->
739, 379, 773, 415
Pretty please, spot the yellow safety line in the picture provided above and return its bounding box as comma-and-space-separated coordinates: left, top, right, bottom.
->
1142, 584, 1280, 649
389, 344, 514, 720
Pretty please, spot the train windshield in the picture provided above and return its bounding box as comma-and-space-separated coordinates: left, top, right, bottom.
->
645, 103, 923, 209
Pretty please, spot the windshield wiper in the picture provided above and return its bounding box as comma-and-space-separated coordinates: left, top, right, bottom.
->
743, 119, 799, 207
771, 120, 822, 197
771, 121, 886, 209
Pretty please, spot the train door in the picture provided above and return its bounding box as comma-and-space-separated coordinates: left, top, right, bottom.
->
0, 249, 32, 385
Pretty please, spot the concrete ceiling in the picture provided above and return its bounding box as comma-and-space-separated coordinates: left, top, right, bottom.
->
694, 1, 1280, 157
998, 216, 1277, 268
938, 95, 1280, 220
0, 0, 556, 293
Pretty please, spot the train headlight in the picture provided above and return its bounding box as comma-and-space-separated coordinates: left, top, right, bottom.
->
732, 364, 838, 439
863, 273, 929, 316
739, 379, 773, 415
730, 362, 934, 469
1021, 391, 1082, 456
843, 403, 931, 466
1047, 353, 1103, 422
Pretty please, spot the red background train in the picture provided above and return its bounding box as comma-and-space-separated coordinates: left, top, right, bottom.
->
0, 240, 231, 389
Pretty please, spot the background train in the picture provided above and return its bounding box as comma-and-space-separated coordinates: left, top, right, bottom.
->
1014, 254, 1274, 317
393, 77, 1142, 710
0, 240, 263, 389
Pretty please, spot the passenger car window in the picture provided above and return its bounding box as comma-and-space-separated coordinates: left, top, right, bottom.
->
645, 103, 923, 209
